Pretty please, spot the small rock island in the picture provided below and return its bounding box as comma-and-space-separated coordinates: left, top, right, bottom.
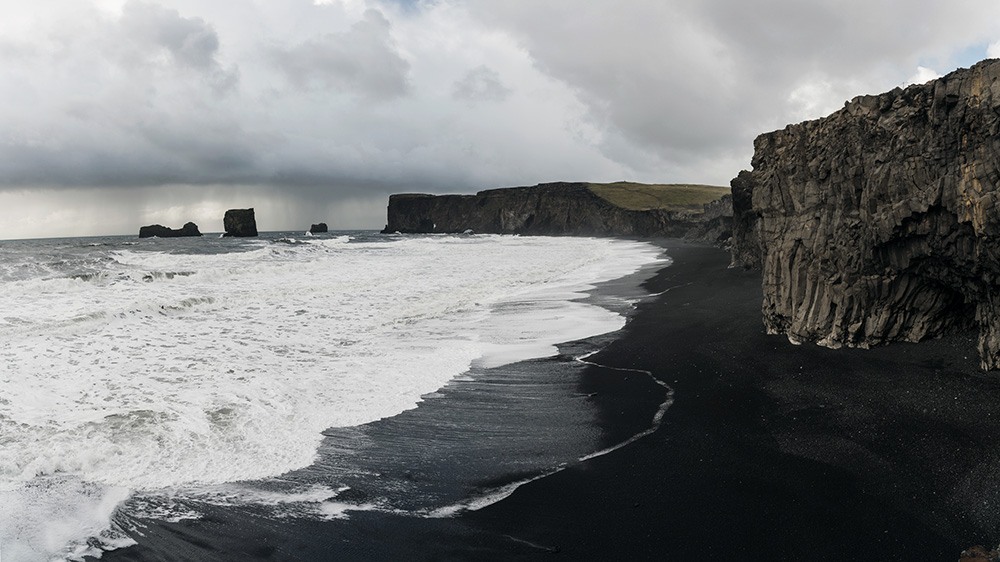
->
223, 208, 258, 237
138, 222, 202, 238
309, 223, 328, 234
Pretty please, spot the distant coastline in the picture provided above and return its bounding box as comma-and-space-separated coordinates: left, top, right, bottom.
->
381, 181, 732, 244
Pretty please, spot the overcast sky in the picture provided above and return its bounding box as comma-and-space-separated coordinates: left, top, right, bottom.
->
1, 0, 999, 238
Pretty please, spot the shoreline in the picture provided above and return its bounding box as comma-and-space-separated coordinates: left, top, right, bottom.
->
465, 240, 995, 560
95, 235, 672, 561
96, 238, 1000, 561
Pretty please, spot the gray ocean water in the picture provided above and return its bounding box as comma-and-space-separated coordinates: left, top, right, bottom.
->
0, 231, 667, 561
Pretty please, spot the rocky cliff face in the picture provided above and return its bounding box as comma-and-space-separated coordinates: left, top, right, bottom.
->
223, 208, 258, 237
731, 59, 1000, 370
138, 222, 202, 238
383, 182, 732, 241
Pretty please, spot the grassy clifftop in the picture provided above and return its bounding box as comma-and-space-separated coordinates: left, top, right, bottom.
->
586, 182, 729, 211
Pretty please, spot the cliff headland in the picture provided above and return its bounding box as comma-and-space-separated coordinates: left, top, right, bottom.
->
382, 181, 732, 243
731, 58, 1000, 370
379, 60, 1000, 373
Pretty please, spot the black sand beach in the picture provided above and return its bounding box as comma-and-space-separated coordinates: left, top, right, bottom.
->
466, 241, 999, 561
102, 241, 1000, 561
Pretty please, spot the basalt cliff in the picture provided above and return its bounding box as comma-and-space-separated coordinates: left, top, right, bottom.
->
731, 59, 1000, 370
382, 182, 732, 242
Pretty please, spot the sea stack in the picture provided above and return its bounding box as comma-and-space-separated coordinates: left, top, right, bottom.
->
138, 222, 202, 238
730, 59, 1000, 370
223, 208, 258, 237
309, 222, 328, 234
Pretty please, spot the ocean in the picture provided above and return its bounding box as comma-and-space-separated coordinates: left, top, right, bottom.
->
0, 231, 668, 561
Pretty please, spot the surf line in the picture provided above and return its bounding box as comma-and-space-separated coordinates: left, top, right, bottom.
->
646, 281, 692, 298
574, 351, 674, 462
425, 351, 673, 519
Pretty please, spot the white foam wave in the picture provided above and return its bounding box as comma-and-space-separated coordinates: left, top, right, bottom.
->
426, 467, 563, 519
574, 352, 674, 462
0, 478, 135, 561
0, 234, 662, 559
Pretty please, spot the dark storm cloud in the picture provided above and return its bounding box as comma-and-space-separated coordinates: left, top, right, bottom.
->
0, 141, 254, 188
0, 97, 265, 189
268, 8, 410, 99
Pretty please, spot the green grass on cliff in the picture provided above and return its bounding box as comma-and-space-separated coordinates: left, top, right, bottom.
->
586, 182, 729, 211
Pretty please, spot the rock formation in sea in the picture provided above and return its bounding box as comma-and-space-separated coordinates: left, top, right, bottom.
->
730, 59, 1000, 370
382, 182, 732, 242
223, 208, 258, 237
309, 223, 328, 234
138, 222, 202, 238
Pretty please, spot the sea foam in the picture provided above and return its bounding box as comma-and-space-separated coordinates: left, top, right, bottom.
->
0, 234, 662, 560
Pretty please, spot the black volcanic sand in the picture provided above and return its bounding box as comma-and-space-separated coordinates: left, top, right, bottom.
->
466, 241, 1000, 561
101, 241, 1000, 561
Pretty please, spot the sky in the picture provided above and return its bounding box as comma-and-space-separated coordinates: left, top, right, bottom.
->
1, 0, 1000, 239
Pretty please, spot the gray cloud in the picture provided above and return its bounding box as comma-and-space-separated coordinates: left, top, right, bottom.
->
2, 0, 1000, 239
465, 0, 1000, 177
465, 2, 742, 155
120, 1, 220, 69
117, 0, 239, 92
268, 8, 410, 99
452, 65, 511, 102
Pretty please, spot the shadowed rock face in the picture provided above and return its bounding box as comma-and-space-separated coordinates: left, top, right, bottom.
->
382, 182, 732, 242
731, 59, 1000, 370
309, 223, 328, 234
223, 208, 258, 237
138, 222, 202, 238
